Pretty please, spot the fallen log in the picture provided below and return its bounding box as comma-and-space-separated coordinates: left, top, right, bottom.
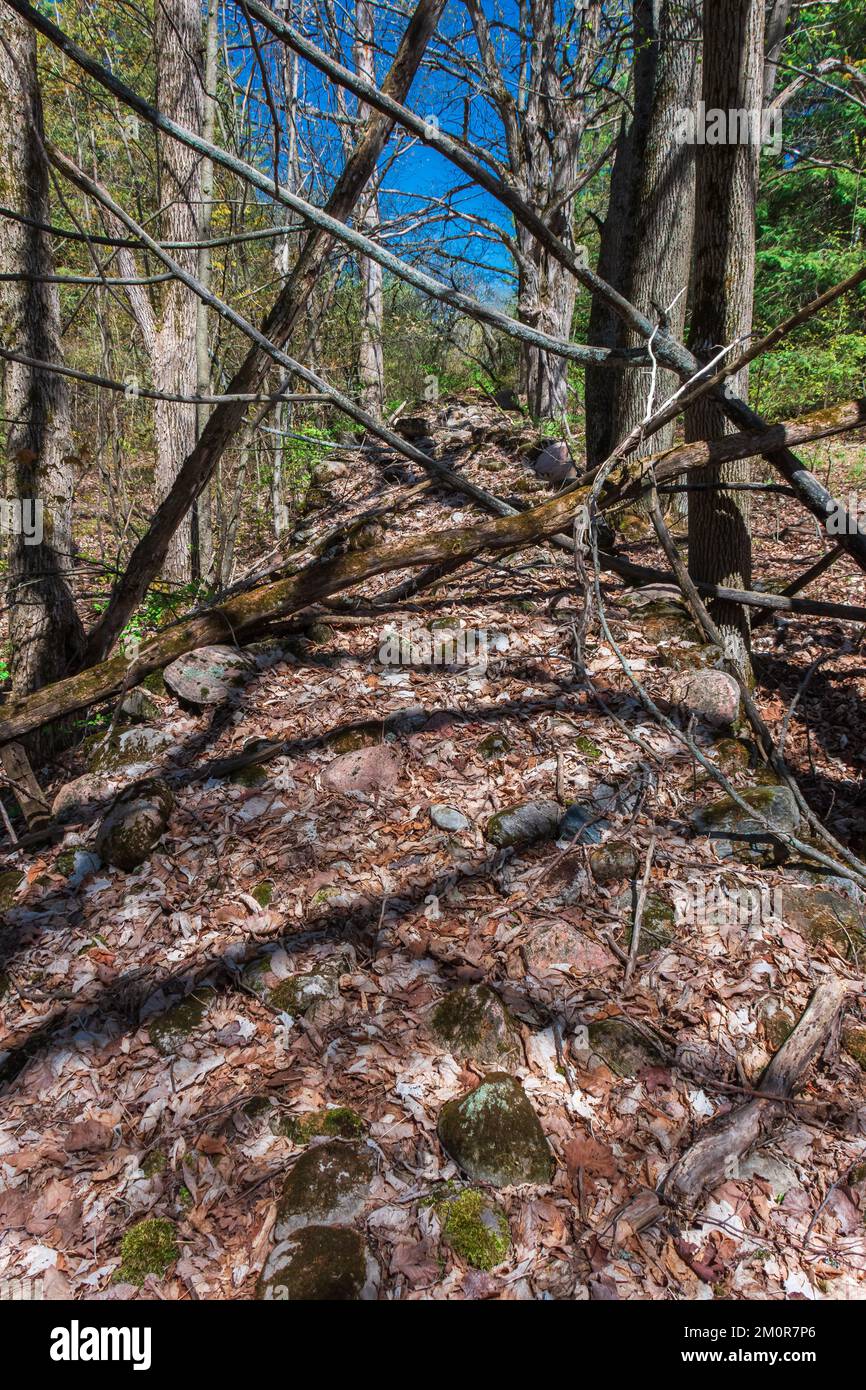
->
1, 397, 864, 749
613, 977, 849, 1237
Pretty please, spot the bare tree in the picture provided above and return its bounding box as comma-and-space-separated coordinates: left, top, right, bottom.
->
0, 11, 84, 752
686, 0, 765, 671
464, 0, 602, 422
354, 0, 385, 414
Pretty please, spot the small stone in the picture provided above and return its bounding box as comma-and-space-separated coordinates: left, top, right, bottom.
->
588, 1018, 666, 1077
671, 668, 740, 728
274, 1140, 375, 1238
438, 1073, 554, 1187
478, 732, 511, 760
321, 744, 400, 795
431, 984, 522, 1069
534, 440, 576, 484
164, 644, 253, 705
690, 785, 801, 864
430, 804, 469, 833
257, 1226, 370, 1300
95, 778, 174, 871
589, 840, 640, 883
557, 801, 607, 844
485, 798, 561, 848
119, 688, 161, 723
52, 772, 119, 821
758, 997, 797, 1052
523, 920, 614, 977
0, 869, 24, 911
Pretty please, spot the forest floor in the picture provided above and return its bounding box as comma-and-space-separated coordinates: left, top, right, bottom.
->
1, 391, 865, 1301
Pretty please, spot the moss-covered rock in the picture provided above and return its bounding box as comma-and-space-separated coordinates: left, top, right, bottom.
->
86, 725, 175, 773
164, 644, 253, 705
229, 762, 268, 787
147, 988, 214, 1056
119, 689, 161, 723
437, 1073, 553, 1187
485, 798, 561, 849
478, 732, 511, 760
257, 1225, 369, 1300
0, 868, 24, 912
268, 956, 345, 1017
431, 984, 522, 1070
690, 785, 800, 864
783, 884, 865, 954
276, 1106, 367, 1143
115, 1218, 178, 1286
439, 1189, 510, 1270
95, 778, 174, 871
588, 1017, 666, 1078
325, 726, 378, 754
843, 1024, 866, 1071
274, 1139, 375, 1238
589, 840, 640, 884
627, 893, 676, 955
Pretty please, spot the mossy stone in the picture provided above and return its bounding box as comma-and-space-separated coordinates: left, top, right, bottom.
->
0, 868, 24, 912
690, 785, 800, 864
758, 998, 797, 1052
96, 778, 174, 871
478, 733, 511, 760
588, 1017, 666, 1077
257, 1225, 368, 1300
485, 798, 561, 849
627, 893, 676, 955
86, 725, 175, 773
431, 984, 522, 1070
589, 840, 640, 883
274, 1139, 375, 1238
230, 762, 268, 787
843, 1025, 866, 1071
440, 1188, 510, 1270
783, 884, 865, 954
115, 1218, 178, 1286
326, 726, 378, 754
148, 989, 214, 1056
437, 1073, 553, 1187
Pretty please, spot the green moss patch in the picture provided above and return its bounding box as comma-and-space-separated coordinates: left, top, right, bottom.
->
115, 1218, 178, 1286
439, 1189, 510, 1270
277, 1106, 367, 1142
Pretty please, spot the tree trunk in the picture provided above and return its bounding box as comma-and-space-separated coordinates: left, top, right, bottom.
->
0, 14, 85, 759
194, 0, 219, 583
589, 0, 700, 468
686, 0, 764, 673
585, 0, 690, 464
154, 0, 205, 584
354, 0, 385, 415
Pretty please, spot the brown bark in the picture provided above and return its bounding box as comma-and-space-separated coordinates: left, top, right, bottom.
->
686, 0, 764, 672
0, 12, 85, 760
154, 0, 205, 582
